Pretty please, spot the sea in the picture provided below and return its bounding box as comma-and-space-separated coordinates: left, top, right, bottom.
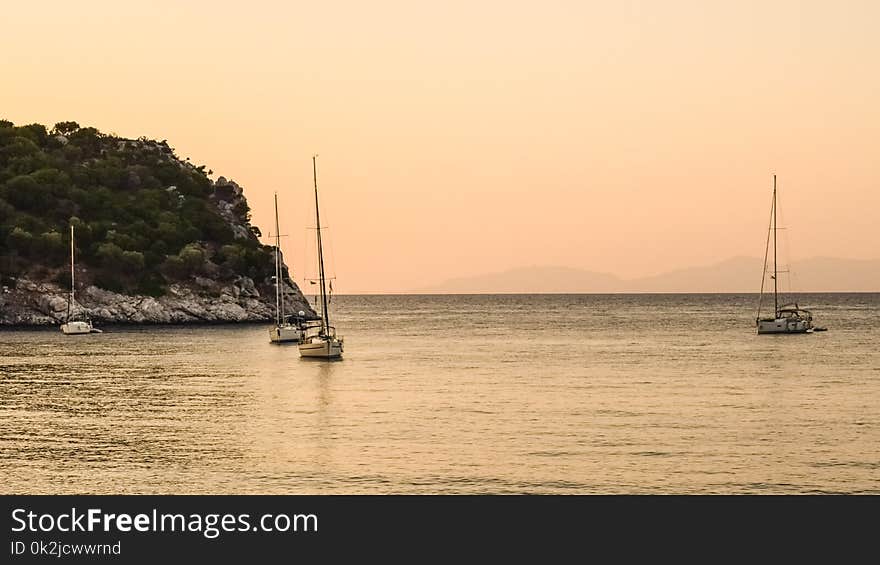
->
1, 293, 878, 494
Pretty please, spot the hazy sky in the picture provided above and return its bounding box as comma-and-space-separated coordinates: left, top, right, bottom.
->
3, 1, 878, 292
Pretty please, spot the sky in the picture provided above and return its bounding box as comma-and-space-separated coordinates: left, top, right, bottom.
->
2, 0, 878, 292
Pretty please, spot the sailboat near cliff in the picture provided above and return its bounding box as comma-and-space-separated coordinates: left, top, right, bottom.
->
268, 192, 306, 344
60, 224, 102, 335
298, 155, 344, 359
755, 175, 825, 334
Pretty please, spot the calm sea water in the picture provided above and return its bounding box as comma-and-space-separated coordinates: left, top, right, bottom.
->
1, 293, 878, 494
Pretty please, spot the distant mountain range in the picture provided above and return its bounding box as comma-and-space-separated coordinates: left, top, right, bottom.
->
424, 257, 880, 293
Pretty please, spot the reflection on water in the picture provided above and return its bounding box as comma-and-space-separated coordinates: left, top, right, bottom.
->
1, 293, 879, 493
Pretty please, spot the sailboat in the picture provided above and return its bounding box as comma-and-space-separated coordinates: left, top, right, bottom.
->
268, 192, 306, 344
755, 175, 823, 334
298, 155, 344, 359
60, 224, 102, 335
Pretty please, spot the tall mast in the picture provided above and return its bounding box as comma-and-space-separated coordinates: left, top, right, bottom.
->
313, 155, 330, 332
274, 192, 282, 326
68, 224, 75, 322
772, 174, 778, 315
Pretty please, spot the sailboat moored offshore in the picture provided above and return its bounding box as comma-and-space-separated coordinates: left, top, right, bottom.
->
298, 155, 344, 359
755, 175, 825, 334
268, 192, 306, 344
60, 224, 102, 335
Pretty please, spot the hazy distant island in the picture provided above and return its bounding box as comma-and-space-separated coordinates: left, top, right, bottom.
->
0, 119, 314, 326
425, 257, 880, 294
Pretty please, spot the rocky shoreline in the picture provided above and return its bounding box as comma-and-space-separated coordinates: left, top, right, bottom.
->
0, 276, 316, 327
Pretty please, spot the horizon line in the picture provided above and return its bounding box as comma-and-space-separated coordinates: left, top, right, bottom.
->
315, 290, 880, 296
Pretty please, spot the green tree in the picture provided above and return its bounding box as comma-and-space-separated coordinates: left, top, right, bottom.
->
1, 136, 40, 160
120, 250, 145, 273
178, 243, 206, 274
17, 124, 49, 146
7, 227, 34, 255
29, 168, 71, 197
36, 231, 65, 262
217, 244, 247, 273
51, 121, 81, 135
161, 255, 186, 279
67, 127, 102, 156
4, 175, 49, 211
95, 242, 124, 267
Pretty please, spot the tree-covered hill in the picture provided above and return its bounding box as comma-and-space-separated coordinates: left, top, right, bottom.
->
0, 119, 279, 297
0, 119, 314, 325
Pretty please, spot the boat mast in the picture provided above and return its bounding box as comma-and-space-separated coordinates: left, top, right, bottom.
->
313, 155, 330, 333
772, 174, 778, 315
274, 192, 283, 326
68, 224, 74, 322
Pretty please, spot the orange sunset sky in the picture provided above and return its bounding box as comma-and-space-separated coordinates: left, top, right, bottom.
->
2, 1, 878, 293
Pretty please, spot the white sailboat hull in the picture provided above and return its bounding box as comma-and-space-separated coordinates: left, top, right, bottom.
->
757, 318, 812, 334
61, 321, 98, 335
269, 325, 304, 343
298, 337, 343, 359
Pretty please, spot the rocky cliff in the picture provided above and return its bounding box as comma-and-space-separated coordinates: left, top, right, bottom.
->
1, 274, 312, 326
